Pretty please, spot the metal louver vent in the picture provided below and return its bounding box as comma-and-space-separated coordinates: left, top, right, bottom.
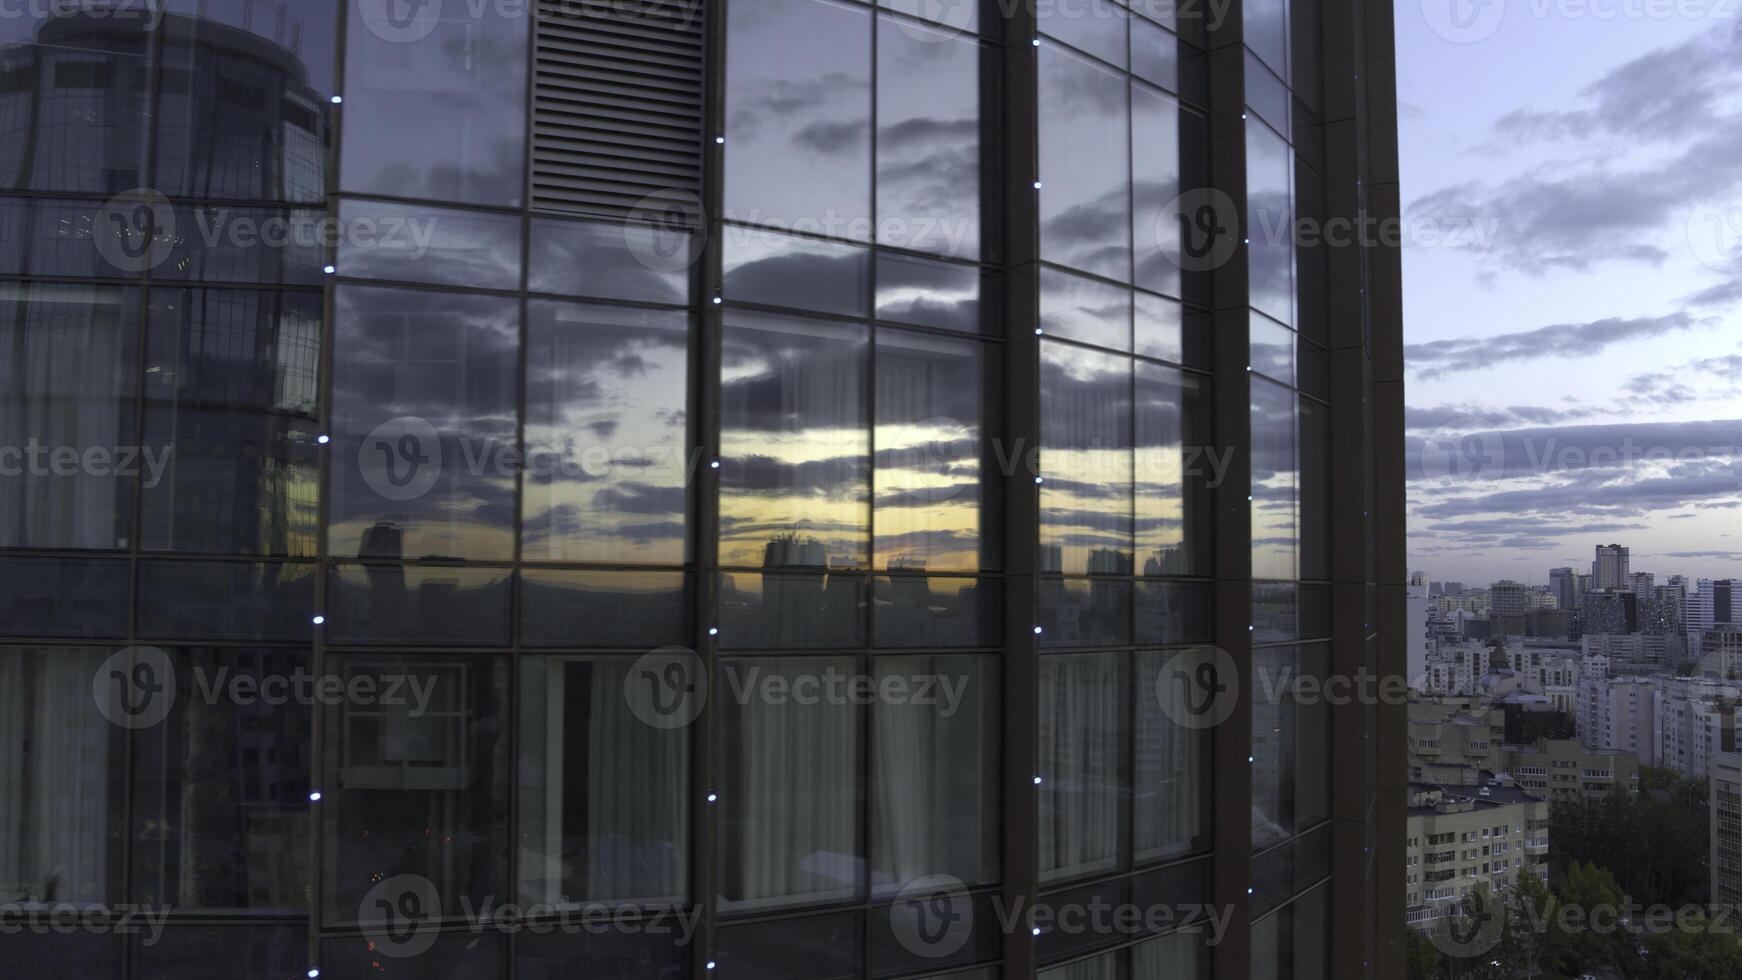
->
531, 0, 705, 221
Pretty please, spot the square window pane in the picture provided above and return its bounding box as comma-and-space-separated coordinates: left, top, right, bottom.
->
523, 301, 690, 564
719, 310, 870, 569
718, 657, 864, 911
1133, 580, 1212, 644
1040, 266, 1131, 351
328, 286, 520, 562
1039, 0, 1127, 67
518, 656, 689, 906
1039, 577, 1132, 648
343, 0, 528, 205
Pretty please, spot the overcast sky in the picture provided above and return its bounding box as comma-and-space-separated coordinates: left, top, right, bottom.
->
1398, 2, 1742, 588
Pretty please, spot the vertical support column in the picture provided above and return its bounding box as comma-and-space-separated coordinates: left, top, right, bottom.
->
999, 3, 1041, 976
1362, 0, 1409, 971
1206, 4, 1253, 978
692, 0, 727, 971
1318, 0, 1372, 972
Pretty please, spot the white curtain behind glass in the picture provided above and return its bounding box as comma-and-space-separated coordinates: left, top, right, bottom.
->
584, 659, 687, 902
1039, 653, 1123, 881
1136, 650, 1204, 861
1131, 930, 1205, 979
1038, 949, 1119, 980
0, 288, 131, 549
872, 654, 995, 894
723, 657, 861, 910
0, 650, 111, 903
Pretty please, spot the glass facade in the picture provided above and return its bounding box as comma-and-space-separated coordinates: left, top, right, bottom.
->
0, 0, 1401, 977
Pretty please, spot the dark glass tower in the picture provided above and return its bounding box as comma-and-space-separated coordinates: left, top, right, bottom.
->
0, 0, 1405, 977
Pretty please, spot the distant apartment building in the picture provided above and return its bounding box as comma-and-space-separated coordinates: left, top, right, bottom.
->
1593, 544, 1631, 591
1409, 697, 1640, 803
1701, 626, 1742, 680
1408, 578, 1433, 687
1581, 590, 1638, 636
1713, 753, 1742, 916
1654, 692, 1740, 778
1578, 675, 1657, 754
1420, 641, 1491, 696
1405, 779, 1549, 932
1550, 567, 1580, 613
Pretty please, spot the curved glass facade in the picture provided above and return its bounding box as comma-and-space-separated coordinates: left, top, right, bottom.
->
0, 0, 1402, 977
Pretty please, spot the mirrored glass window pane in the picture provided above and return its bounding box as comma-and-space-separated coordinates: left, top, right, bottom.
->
0, 198, 141, 278
138, 560, 317, 643
1246, 0, 1290, 79
322, 654, 510, 924
523, 301, 690, 564
1134, 291, 1183, 364
874, 575, 1000, 648
875, 253, 983, 333
154, 205, 326, 285
871, 653, 999, 892
1299, 397, 1329, 581
1040, 266, 1131, 352
717, 910, 865, 979
139, 924, 307, 980
722, 227, 870, 317
337, 199, 521, 289
1132, 85, 1182, 299
719, 571, 868, 650
1245, 49, 1290, 134
1246, 122, 1295, 327
327, 564, 512, 647
1040, 342, 1132, 575
130, 647, 311, 912
1250, 314, 1294, 386
521, 569, 690, 649
876, 15, 981, 260
328, 286, 520, 562
518, 656, 689, 906
1038, 42, 1129, 281
529, 216, 692, 305
1251, 377, 1297, 580
876, 329, 986, 571
0, 557, 128, 637
0, 12, 151, 194
1134, 580, 1212, 645
719, 310, 869, 569
1136, 362, 1208, 577
155, 4, 336, 203
1132, 930, 1207, 978
1039, 652, 1127, 883
1039, 577, 1133, 648
343, 0, 528, 205
1251, 646, 1295, 849
1038, 0, 1127, 67
718, 657, 863, 911
724, 0, 871, 235
0, 283, 139, 550
142, 288, 322, 556
1130, 16, 1179, 92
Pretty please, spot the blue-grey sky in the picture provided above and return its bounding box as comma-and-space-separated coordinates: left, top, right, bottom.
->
1398, 2, 1742, 587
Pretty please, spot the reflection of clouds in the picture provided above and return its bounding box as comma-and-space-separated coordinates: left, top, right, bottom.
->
329, 286, 518, 560
1039, 43, 1130, 281
721, 234, 869, 317
522, 302, 688, 563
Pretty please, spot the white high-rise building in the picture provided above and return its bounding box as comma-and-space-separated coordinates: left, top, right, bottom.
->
1593, 544, 1630, 591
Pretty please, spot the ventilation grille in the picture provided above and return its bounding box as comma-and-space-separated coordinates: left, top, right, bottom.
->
531, 0, 705, 221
